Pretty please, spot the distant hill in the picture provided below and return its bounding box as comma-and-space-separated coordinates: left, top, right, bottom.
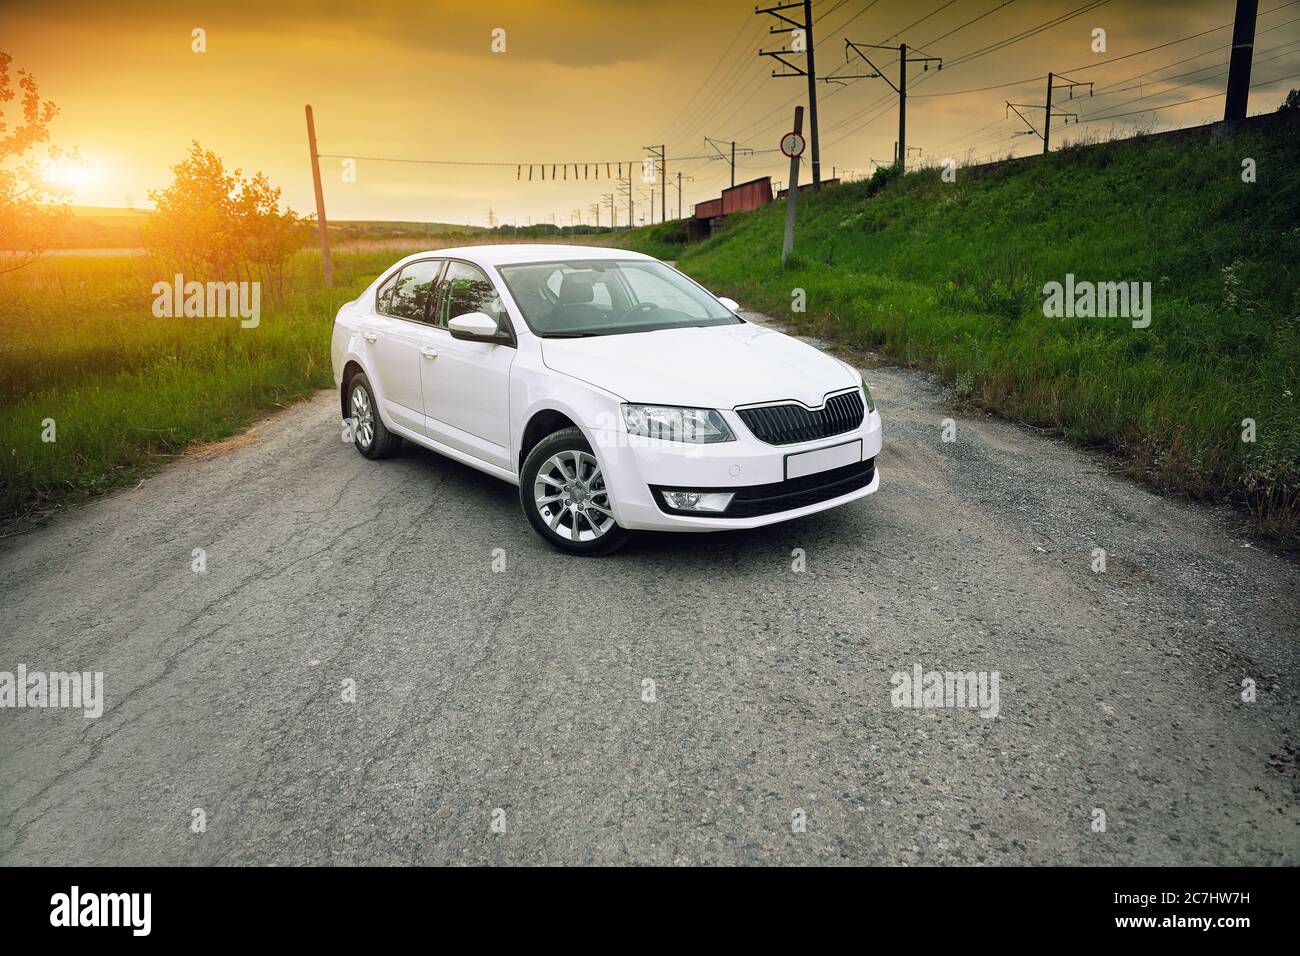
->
7, 206, 487, 250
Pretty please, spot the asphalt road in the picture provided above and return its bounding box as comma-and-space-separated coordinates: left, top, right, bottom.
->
2, 313, 1296, 865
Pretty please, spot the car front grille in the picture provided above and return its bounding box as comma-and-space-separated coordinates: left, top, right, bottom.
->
736, 389, 865, 445
651, 458, 876, 519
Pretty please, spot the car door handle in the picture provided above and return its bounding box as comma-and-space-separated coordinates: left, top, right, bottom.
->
362, 331, 379, 343
420, 347, 439, 359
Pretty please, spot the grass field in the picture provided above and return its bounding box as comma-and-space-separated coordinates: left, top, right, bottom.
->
0, 250, 396, 523
4, 118, 1296, 542
623, 117, 1300, 544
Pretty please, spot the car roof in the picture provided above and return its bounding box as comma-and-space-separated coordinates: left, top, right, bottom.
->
409, 243, 656, 267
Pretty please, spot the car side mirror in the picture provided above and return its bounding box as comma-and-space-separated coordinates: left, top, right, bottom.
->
448, 311, 510, 344
718, 296, 740, 313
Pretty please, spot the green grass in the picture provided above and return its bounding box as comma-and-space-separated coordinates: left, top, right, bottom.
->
621, 118, 1300, 544
0, 249, 396, 522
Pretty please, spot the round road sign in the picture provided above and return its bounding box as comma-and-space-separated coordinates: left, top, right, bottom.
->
780, 131, 806, 158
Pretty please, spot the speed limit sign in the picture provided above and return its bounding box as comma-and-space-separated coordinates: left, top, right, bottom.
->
780, 130, 806, 158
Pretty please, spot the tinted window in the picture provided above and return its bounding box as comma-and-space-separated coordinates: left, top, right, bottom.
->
386, 260, 442, 322
438, 261, 505, 328
376, 271, 399, 314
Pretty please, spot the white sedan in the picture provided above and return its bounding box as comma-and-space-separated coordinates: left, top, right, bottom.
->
331, 245, 882, 555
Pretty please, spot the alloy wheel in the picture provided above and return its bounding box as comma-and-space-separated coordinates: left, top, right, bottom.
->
350, 384, 375, 450
532, 450, 616, 542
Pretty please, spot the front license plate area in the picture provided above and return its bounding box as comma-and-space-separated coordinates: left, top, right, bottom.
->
784, 439, 863, 480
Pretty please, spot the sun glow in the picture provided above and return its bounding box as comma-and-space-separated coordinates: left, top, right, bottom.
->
41, 156, 98, 196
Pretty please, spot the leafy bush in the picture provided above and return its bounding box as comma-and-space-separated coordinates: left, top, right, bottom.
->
143, 142, 306, 296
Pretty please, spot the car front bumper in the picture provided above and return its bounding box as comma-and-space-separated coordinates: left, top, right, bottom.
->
590, 408, 883, 532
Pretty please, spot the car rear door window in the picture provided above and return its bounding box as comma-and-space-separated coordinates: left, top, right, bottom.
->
375, 271, 399, 314
386, 260, 443, 322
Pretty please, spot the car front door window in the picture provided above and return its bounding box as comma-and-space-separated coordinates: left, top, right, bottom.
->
438, 261, 505, 329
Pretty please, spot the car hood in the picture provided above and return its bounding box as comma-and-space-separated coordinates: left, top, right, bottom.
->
539, 321, 857, 408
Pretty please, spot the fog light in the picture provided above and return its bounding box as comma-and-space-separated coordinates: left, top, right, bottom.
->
660, 490, 734, 513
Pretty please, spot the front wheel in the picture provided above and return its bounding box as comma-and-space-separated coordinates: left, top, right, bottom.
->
347, 373, 401, 459
520, 428, 629, 555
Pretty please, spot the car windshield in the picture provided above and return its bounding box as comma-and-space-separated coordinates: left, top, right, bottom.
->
496, 259, 742, 337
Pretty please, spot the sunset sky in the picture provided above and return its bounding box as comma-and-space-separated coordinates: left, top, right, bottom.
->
5, 0, 1299, 226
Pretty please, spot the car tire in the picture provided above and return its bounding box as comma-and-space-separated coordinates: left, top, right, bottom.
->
520, 427, 629, 556
347, 373, 401, 460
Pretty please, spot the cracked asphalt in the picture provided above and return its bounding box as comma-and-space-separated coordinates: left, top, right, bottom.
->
1, 312, 1296, 865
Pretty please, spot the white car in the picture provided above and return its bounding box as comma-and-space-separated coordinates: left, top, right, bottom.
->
331, 245, 881, 555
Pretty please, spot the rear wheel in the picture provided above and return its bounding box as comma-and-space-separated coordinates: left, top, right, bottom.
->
347, 373, 401, 459
520, 428, 628, 555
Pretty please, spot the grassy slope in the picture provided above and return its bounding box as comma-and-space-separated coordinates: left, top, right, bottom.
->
0, 250, 396, 519
626, 118, 1300, 542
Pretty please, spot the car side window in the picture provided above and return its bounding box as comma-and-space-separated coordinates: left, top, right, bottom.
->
385, 260, 443, 322
437, 261, 505, 329
375, 271, 399, 314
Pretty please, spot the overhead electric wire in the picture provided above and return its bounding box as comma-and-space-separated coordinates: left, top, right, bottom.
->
820, 0, 1110, 144
820, 0, 1300, 153
1076, 66, 1300, 123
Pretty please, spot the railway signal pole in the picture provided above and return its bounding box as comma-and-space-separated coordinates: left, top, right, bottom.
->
757, 0, 822, 190
781, 105, 804, 265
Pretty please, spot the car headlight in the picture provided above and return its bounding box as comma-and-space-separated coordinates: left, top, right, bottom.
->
623, 404, 735, 443
861, 380, 876, 413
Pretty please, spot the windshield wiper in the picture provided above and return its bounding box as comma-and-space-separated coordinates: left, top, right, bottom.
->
542, 331, 607, 338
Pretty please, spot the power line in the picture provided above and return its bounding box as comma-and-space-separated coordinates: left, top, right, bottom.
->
1076, 66, 1300, 123
942, 0, 1113, 69
659, 15, 755, 143
1074, 40, 1300, 120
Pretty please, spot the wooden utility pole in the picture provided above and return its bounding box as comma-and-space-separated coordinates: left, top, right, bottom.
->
782, 105, 803, 266
1224, 0, 1259, 121
304, 104, 333, 288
